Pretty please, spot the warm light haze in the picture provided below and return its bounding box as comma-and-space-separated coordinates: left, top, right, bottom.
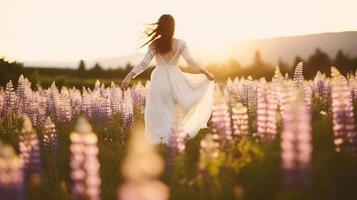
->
1, 0, 357, 63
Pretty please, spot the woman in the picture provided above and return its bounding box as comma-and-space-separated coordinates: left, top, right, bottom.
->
121, 14, 215, 144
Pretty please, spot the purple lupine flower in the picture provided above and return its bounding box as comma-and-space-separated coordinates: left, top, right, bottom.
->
349, 76, 357, 104
101, 97, 112, 122
110, 82, 121, 115
313, 72, 328, 100
212, 86, 232, 145
2, 80, 18, 119
330, 67, 357, 153
70, 117, 101, 200
281, 89, 312, 187
43, 117, 58, 154
19, 115, 42, 182
0, 141, 25, 200
293, 62, 304, 88
17, 75, 32, 117
120, 90, 134, 129
46, 82, 59, 119
82, 88, 93, 119
0, 91, 4, 118
56, 97, 72, 123
69, 88, 83, 118
118, 123, 169, 200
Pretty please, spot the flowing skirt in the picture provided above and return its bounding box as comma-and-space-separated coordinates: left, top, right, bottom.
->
144, 64, 215, 144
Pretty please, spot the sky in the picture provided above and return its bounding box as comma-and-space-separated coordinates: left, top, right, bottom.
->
1, 0, 357, 63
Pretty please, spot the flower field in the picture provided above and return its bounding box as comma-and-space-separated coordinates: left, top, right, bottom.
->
1, 62, 357, 200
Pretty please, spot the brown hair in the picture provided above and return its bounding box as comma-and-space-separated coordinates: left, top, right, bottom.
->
140, 14, 175, 54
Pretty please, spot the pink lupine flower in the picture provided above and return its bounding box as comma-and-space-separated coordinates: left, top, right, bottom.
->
256, 79, 278, 140
212, 86, 232, 144
231, 103, 249, 138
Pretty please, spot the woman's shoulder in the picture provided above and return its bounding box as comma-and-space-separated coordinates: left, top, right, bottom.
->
173, 38, 187, 48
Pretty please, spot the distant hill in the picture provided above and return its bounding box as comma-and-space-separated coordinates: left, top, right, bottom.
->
24, 31, 357, 68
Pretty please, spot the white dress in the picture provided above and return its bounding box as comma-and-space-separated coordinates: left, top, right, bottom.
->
130, 38, 215, 144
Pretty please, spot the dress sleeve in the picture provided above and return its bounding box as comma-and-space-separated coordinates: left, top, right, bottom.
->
180, 40, 203, 72
130, 45, 155, 79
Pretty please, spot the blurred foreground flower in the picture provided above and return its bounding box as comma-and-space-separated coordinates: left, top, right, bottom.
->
0, 141, 25, 200
331, 67, 357, 153
70, 117, 101, 200
198, 133, 221, 177
281, 89, 312, 187
19, 115, 42, 183
118, 122, 169, 200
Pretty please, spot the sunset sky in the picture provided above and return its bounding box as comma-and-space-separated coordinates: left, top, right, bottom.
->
1, 0, 357, 63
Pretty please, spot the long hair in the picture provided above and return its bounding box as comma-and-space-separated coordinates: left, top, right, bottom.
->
140, 14, 175, 54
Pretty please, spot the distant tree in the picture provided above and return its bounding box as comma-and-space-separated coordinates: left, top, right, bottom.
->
253, 50, 264, 67
277, 58, 290, 75
93, 63, 103, 71
306, 48, 331, 78
333, 50, 352, 74
78, 60, 86, 72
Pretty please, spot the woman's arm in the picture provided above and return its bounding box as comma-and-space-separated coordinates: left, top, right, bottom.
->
180, 40, 214, 80
121, 45, 155, 90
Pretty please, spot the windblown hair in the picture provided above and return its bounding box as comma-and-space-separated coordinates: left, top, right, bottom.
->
141, 14, 175, 54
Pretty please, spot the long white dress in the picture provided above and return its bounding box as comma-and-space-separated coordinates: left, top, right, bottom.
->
130, 38, 215, 144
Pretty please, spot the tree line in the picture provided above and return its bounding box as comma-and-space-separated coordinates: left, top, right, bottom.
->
1, 48, 357, 88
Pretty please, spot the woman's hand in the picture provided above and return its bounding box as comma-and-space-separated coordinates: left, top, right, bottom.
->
120, 78, 130, 91
205, 72, 215, 81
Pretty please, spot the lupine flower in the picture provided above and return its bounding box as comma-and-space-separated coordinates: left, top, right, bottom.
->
198, 133, 221, 176
46, 82, 59, 119
281, 89, 312, 187
110, 82, 121, 115
2, 80, 17, 119
81, 88, 93, 119
17, 75, 32, 117
118, 123, 169, 200
70, 117, 101, 200
231, 103, 249, 137
272, 66, 284, 81
0, 141, 25, 200
256, 80, 278, 140
19, 115, 42, 182
293, 62, 304, 88
312, 72, 329, 100
330, 67, 357, 153
168, 104, 186, 155
120, 90, 134, 129
212, 86, 232, 144
43, 117, 58, 154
